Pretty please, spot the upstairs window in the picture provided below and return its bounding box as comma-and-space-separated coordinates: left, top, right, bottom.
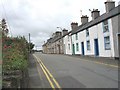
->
104, 36, 111, 50
68, 35, 70, 41
75, 33, 78, 40
103, 20, 109, 33
86, 29, 89, 37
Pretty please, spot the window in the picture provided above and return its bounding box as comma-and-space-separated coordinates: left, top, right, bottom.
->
68, 36, 69, 41
103, 20, 109, 33
104, 36, 111, 50
87, 40, 90, 50
86, 29, 89, 37
76, 43, 79, 51
75, 33, 78, 40
68, 44, 70, 50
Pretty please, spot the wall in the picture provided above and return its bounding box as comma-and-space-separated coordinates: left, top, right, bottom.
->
63, 34, 72, 55
71, 17, 117, 57
111, 15, 120, 57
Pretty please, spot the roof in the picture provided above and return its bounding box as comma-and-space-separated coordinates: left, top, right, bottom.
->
43, 5, 120, 46
53, 30, 72, 43
72, 5, 120, 35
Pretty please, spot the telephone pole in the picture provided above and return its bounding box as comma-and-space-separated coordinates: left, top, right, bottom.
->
29, 33, 31, 53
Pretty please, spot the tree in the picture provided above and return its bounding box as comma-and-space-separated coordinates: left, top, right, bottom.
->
1, 19, 9, 36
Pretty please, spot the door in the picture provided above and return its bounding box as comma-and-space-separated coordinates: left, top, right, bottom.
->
72, 44, 75, 55
94, 39, 99, 56
58, 45, 60, 54
81, 42, 84, 55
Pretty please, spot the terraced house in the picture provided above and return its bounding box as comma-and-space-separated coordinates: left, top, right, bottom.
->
43, 0, 120, 58
42, 29, 68, 54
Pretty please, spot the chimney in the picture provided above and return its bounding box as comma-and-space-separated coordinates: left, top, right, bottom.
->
91, 9, 100, 20
105, 0, 115, 13
118, 1, 120, 5
81, 15, 89, 24
71, 22, 78, 30
55, 31, 62, 36
62, 28, 68, 35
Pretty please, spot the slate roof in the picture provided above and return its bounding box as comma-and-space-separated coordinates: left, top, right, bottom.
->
43, 5, 120, 46
72, 5, 120, 35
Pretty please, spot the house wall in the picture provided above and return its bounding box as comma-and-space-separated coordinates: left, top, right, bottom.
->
71, 17, 118, 57
63, 34, 72, 55
111, 15, 120, 58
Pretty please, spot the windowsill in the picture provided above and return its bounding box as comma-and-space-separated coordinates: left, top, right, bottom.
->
105, 48, 111, 50
103, 31, 109, 33
87, 49, 90, 51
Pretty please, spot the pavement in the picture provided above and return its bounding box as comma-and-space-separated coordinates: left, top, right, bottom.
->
28, 52, 119, 88
66, 54, 118, 67
28, 54, 51, 88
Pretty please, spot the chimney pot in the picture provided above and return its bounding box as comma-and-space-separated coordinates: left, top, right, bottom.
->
105, 0, 115, 13
91, 9, 100, 20
81, 15, 89, 24
71, 22, 78, 30
62, 29, 68, 35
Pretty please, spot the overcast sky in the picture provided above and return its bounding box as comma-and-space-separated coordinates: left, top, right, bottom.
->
0, 0, 119, 49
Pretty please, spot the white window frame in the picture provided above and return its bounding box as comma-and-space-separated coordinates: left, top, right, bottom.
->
104, 36, 111, 50
86, 40, 90, 51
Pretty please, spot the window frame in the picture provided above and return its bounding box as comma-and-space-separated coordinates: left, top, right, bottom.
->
86, 40, 90, 51
86, 28, 89, 37
104, 36, 111, 50
75, 33, 78, 40
76, 43, 79, 51
103, 20, 109, 33
68, 44, 70, 50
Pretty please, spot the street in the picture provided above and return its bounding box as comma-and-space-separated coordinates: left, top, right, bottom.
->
28, 52, 118, 88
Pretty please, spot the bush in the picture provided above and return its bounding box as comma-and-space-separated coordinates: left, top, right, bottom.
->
2, 36, 29, 71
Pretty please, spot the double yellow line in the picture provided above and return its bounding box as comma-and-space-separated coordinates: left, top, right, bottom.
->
33, 54, 62, 90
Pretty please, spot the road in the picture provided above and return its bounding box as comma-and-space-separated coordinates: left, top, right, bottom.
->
28, 52, 118, 88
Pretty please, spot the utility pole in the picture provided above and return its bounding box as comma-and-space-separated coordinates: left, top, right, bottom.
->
29, 33, 31, 53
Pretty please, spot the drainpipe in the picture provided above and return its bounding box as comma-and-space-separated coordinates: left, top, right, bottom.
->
70, 34, 73, 55
118, 33, 120, 60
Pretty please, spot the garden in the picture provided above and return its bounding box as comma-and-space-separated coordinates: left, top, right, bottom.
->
1, 19, 34, 88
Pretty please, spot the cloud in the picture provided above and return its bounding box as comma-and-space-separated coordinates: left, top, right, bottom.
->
0, 0, 119, 49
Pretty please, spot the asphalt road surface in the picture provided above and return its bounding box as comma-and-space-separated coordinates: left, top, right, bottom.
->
28, 52, 118, 88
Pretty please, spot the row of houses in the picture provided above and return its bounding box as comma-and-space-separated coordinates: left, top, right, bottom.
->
42, 0, 120, 59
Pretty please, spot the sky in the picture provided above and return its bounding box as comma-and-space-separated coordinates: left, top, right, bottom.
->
0, 0, 119, 50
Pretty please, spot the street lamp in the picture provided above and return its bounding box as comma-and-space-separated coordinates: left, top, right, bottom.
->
57, 27, 63, 31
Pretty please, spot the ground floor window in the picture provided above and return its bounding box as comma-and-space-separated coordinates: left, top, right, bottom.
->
76, 43, 79, 51
104, 36, 111, 50
87, 40, 90, 50
68, 44, 70, 50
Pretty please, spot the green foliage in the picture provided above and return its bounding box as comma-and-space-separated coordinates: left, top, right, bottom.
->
2, 36, 32, 71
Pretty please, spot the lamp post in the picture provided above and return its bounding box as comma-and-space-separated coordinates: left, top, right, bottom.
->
57, 27, 63, 31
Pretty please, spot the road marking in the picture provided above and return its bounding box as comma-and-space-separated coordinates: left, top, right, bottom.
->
40, 58, 61, 89
34, 57, 43, 80
33, 54, 62, 90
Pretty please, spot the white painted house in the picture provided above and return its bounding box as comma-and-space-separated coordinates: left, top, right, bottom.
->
69, 1, 120, 58
63, 31, 72, 55
43, 0, 120, 59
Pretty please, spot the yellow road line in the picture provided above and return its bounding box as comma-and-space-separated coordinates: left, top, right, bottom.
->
33, 54, 55, 89
33, 54, 61, 90
34, 57, 42, 80
39, 61, 56, 90
40, 60, 62, 89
